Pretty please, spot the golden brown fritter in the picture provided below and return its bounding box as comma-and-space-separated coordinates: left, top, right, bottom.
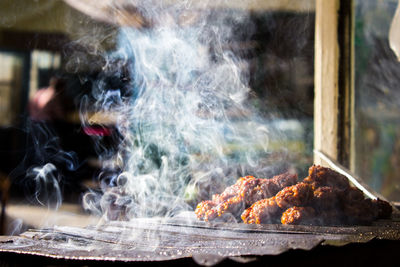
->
196, 176, 255, 221
196, 165, 393, 226
244, 180, 278, 206
211, 176, 255, 203
194, 200, 216, 221
243, 183, 315, 225
195, 172, 297, 222
275, 182, 314, 210
195, 194, 245, 222
241, 182, 392, 226
242, 197, 282, 224
281, 206, 316, 225
304, 165, 350, 191
244, 172, 297, 205
312, 186, 338, 210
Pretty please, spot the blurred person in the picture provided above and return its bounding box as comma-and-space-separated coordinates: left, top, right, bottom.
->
29, 77, 66, 122
17, 76, 85, 202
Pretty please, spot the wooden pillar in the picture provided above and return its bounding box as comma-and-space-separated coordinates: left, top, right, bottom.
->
314, 0, 340, 165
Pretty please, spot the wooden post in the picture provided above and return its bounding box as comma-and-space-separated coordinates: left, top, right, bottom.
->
314, 0, 340, 165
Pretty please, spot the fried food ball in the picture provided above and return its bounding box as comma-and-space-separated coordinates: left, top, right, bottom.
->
304, 165, 350, 191
197, 165, 393, 226
244, 172, 297, 205
281, 206, 316, 225
211, 176, 256, 203
195, 200, 216, 220
242, 197, 282, 224
275, 182, 314, 210
312, 186, 338, 210
195, 172, 297, 221
244, 180, 279, 206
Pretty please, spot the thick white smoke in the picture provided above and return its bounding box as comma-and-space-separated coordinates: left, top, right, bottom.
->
82, 0, 278, 221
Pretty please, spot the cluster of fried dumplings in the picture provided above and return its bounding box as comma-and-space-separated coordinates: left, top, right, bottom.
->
195, 165, 392, 225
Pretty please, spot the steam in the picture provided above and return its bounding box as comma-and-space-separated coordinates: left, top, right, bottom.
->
16, 121, 80, 211
81, 0, 282, 221
29, 163, 62, 209
7, 219, 24, 236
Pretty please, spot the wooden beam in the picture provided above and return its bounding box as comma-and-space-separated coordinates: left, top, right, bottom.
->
338, 0, 354, 168
314, 0, 340, 165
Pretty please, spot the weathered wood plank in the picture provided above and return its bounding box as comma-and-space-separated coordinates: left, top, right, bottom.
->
314, 0, 340, 165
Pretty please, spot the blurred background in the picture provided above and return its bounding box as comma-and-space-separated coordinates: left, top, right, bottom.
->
2, 0, 399, 234
0, 0, 315, 222
353, 0, 400, 202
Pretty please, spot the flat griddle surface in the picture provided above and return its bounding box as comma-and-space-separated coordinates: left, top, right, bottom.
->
1, 216, 400, 264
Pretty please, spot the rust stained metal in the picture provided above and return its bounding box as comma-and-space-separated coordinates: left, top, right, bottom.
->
0, 217, 400, 263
